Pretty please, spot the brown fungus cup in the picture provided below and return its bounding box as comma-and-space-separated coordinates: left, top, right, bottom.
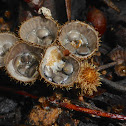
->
39, 45, 80, 89
0, 32, 18, 67
58, 21, 100, 60
5, 42, 43, 83
109, 46, 126, 65
19, 16, 58, 48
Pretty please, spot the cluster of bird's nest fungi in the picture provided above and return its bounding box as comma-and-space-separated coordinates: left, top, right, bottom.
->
0, 9, 102, 96
0, 0, 126, 125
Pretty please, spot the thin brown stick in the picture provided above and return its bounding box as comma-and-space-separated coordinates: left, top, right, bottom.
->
98, 61, 117, 71
65, 0, 71, 21
0, 86, 38, 99
48, 98, 126, 120
101, 77, 126, 93
103, 0, 120, 13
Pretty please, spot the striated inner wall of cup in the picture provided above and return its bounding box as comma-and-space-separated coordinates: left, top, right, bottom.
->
20, 17, 58, 47
6, 43, 43, 82
0, 33, 18, 67
40, 46, 79, 85
59, 21, 98, 57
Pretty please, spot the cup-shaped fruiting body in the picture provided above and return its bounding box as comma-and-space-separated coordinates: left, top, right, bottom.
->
109, 46, 126, 65
19, 16, 58, 48
115, 64, 126, 77
77, 61, 101, 96
5, 42, 43, 83
58, 21, 100, 60
0, 32, 18, 67
39, 45, 80, 89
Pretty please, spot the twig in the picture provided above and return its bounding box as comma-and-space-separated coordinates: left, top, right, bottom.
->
48, 98, 126, 120
101, 77, 126, 93
103, 0, 120, 13
98, 61, 117, 71
118, 78, 126, 85
0, 86, 38, 99
65, 0, 71, 21
1, 85, 126, 121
